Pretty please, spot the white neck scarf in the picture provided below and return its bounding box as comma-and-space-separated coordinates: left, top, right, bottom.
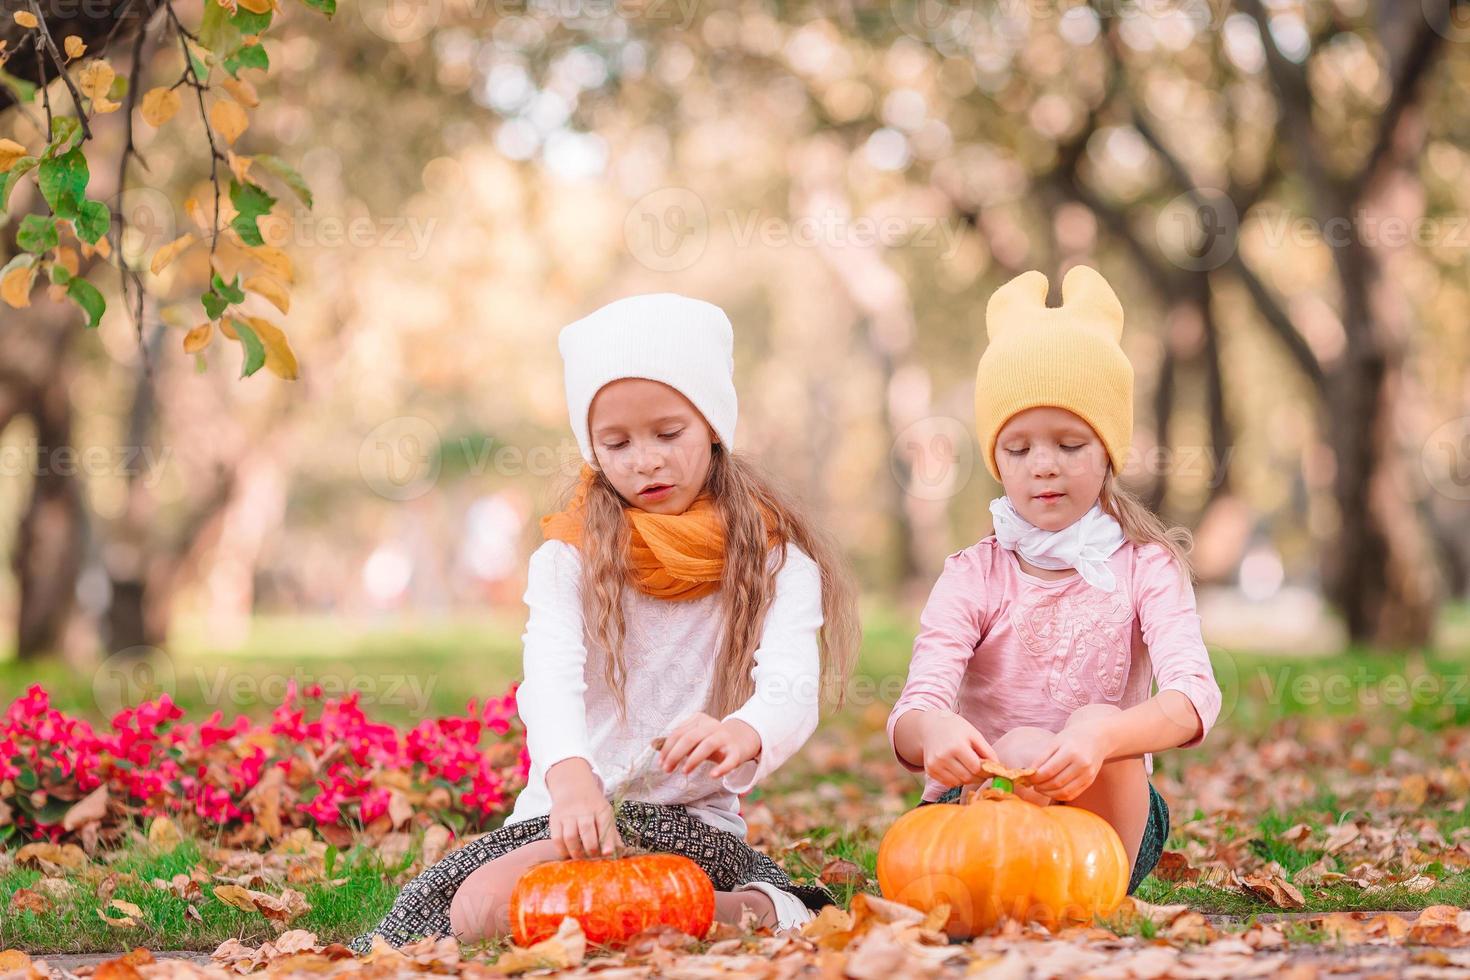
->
988, 495, 1126, 592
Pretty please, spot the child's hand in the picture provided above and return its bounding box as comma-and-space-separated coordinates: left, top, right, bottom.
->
918, 710, 997, 788
658, 713, 762, 778
545, 757, 623, 859
1030, 725, 1109, 801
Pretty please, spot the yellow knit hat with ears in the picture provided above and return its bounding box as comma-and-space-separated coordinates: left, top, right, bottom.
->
974, 264, 1134, 483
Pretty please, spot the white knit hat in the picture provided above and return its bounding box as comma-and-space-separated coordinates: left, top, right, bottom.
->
557, 293, 738, 468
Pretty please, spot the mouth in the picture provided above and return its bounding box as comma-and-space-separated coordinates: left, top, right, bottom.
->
639, 483, 675, 499
1034, 491, 1066, 501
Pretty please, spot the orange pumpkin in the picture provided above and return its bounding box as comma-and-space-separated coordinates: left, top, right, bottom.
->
509, 852, 715, 947
876, 762, 1129, 937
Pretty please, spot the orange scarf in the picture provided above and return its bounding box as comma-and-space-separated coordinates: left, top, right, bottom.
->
540, 464, 779, 601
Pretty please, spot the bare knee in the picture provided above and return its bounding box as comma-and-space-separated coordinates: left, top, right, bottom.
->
449, 840, 562, 943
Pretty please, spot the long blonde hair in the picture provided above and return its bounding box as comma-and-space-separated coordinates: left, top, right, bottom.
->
1097, 469, 1196, 583
553, 443, 860, 720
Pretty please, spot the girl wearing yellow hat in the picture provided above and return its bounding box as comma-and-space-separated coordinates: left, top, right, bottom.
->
887, 265, 1224, 895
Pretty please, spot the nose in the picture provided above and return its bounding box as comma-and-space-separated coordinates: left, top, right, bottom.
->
631, 440, 664, 475
1030, 446, 1059, 478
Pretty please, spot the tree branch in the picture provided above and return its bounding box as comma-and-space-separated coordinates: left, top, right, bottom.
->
1346, 1, 1458, 203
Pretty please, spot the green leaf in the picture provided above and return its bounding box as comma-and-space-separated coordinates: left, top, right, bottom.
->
38, 148, 89, 219
224, 42, 269, 77
16, 767, 38, 791
230, 6, 272, 34
0, 66, 38, 105
190, 49, 211, 84
44, 117, 83, 158
0, 157, 39, 211
202, 289, 229, 320
300, 0, 335, 15
66, 276, 106, 328
252, 153, 313, 209
47, 261, 72, 285
75, 199, 111, 244
212, 272, 246, 303
17, 214, 59, 253
228, 179, 276, 247
198, 0, 238, 60
231, 317, 266, 377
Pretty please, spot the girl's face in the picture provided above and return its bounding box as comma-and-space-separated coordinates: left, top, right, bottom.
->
995, 406, 1109, 531
588, 378, 718, 515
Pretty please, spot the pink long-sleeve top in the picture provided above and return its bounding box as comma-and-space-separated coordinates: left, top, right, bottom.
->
886, 536, 1223, 802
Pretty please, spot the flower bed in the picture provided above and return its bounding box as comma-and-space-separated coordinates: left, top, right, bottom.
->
0, 680, 527, 848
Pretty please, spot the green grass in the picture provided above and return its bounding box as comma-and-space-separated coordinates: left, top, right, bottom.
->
0, 832, 415, 953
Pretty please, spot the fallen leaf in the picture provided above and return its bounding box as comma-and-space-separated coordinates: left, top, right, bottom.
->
489, 917, 586, 974
1238, 869, 1306, 909
819, 857, 867, 887
98, 899, 145, 927
63, 784, 109, 831
7, 889, 49, 915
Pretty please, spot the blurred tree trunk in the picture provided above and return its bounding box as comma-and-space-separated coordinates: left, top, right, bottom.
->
5, 325, 85, 661
1, 178, 88, 660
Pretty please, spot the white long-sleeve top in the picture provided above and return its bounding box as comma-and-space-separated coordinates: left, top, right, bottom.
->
506, 537, 825, 838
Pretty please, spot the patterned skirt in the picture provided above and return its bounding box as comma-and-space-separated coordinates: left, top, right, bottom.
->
921, 779, 1170, 896
347, 800, 834, 953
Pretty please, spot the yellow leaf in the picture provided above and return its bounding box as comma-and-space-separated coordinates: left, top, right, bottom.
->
0, 137, 30, 172
55, 245, 80, 277
148, 815, 183, 849
209, 100, 249, 145
237, 0, 273, 12
1, 264, 36, 308
221, 76, 259, 108
64, 34, 85, 59
98, 899, 143, 927
242, 316, 299, 380
12, 11, 38, 28
140, 87, 181, 127
183, 322, 213, 353
244, 275, 289, 314
14, 846, 88, 875
149, 232, 197, 275
227, 150, 252, 184
213, 884, 257, 912
93, 96, 122, 114
185, 197, 210, 233
88, 234, 112, 259
77, 60, 116, 102
219, 318, 238, 340
248, 243, 294, 284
